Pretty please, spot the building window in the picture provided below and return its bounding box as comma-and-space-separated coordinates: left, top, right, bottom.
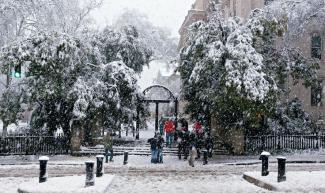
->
311, 35, 322, 59
311, 80, 323, 106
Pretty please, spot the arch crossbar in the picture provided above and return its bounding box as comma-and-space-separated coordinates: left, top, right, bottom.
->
142, 84, 176, 100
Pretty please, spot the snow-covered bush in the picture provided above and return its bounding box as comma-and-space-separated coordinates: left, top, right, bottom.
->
267, 98, 313, 135
0, 87, 24, 136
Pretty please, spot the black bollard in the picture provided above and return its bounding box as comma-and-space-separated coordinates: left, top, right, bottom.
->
203, 150, 208, 165
85, 161, 95, 187
39, 156, 49, 183
123, 151, 128, 165
259, 151, 270, 176
96, 155, 104, 177
277, 157, 286, 182
104, 148, 109, 163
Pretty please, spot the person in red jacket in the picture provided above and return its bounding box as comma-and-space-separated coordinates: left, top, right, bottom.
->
193, 121, 203, 134
164, 119, 175, 148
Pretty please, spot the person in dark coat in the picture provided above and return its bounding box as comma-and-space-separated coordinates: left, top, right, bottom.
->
148, 134, 158, 163
177, 118, 190, 160
204, 132, 214, 158
159, 118, 165, 136
157, 133, 165, 163
103, 132, 114, 162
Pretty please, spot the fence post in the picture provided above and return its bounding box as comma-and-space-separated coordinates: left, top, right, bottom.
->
262, 136, 265, 151
25, 137, 29, 155
277, 135, 280, 150
0, 137, 2, 154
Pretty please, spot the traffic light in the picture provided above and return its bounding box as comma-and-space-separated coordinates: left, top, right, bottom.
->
14, 64, 21, 78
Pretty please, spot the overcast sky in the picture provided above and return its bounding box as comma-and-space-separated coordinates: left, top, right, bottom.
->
91, 0, 195, 90
91, 0, 195, 37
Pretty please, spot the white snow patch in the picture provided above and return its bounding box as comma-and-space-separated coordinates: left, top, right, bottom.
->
245, 171, 325, 192
18, 175, 114, 193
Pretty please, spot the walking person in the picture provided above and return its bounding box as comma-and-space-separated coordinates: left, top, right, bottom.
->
157, 133, 165, 163
103, 132, 114, 162
193, 121, 204, 159
182, 128, 190, 160
164, 118, 175, 148
159, 117, 165, 136
177, 130, 183, 160
193, 120, 203, 134
188, 132, 198, 167
205, 132, 214, 158
177, 118, 189, 160
148, 134, 158, 163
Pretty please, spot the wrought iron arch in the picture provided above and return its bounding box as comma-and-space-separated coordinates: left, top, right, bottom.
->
135, 85, 179, 139
142, 84, 176, 100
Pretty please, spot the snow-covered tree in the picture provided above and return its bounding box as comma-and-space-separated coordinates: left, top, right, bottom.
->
267, 98, 313, 135
0, 86, 23, 136
0, 0, 102, 47
266, 0, 325, 38
114, 9, 178, 63
0, 26, 152, 139
0, 0, 103, 126
178, 8, 319, 132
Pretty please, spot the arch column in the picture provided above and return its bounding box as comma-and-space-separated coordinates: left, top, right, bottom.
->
136, 104, 140, 140
174, 98, 178, 128
155, 102, 159, 131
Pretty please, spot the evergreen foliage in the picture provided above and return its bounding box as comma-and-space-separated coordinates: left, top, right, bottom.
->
178, 8, 319, 134
0, 27, 152, 137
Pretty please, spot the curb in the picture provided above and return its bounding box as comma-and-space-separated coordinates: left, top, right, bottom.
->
226, 160, 325, 166
242, 173, 278, 191
2, 159, 325, 166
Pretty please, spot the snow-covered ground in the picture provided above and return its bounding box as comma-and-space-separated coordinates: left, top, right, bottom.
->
18, 175, 114, 193
0, 174, 268, 193
1, 154, 325, 193
106, 174, 268, 193
2, 122, 325, 192
245, 171, 325, 192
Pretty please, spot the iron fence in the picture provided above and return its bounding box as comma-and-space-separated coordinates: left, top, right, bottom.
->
245, 134, 325, 153
0, 134, 70, 155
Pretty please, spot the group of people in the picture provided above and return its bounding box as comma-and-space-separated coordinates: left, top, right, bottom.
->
148, 117, 214, 166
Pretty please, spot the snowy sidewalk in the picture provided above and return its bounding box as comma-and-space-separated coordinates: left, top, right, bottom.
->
244, 171, 325, 192
2, 151, 325, 166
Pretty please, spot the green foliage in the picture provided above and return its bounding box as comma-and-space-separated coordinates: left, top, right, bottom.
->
0, 27, 152, 137
0, 87, 23, 136
267, 98, 313, 135
178, 9, 319, 132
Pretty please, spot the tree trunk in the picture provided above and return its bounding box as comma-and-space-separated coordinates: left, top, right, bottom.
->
2, 122, 8, 137
70, 120, 82, 153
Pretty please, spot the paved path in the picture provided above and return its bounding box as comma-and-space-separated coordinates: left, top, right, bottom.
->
1, 160, 325, 177
1, 160, 325, 193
